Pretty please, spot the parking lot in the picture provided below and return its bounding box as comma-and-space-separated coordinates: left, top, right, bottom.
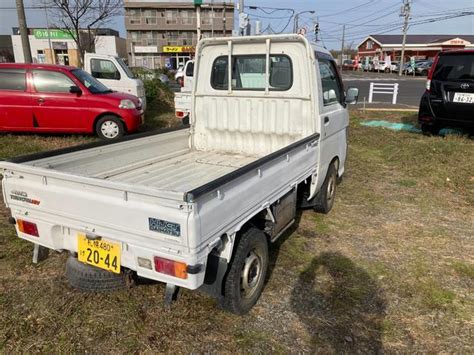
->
0, 109, 472, 353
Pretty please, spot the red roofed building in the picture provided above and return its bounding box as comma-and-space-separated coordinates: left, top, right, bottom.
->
357, 34, 474, 62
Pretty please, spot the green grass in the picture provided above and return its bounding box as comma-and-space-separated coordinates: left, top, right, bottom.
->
0, 110, 473, 353
452, 261, 474, 279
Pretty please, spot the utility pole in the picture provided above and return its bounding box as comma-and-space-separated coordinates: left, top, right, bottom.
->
196, 5, 201, 40
238, 0, 246, 36
239, 0, 244, 16
399, 0, 411, 76
222, 2, 227, 36
210, 0, 214, 37
16, 0, 32, 63
293, 14, 299, 33
340, 24, 345, 69
43, 5, 54, 64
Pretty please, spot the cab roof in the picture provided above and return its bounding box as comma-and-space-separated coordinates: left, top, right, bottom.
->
197, 34, 333, 59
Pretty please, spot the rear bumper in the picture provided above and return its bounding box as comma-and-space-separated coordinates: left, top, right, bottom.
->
418, 93, 474, 129
10, 213, 208, 290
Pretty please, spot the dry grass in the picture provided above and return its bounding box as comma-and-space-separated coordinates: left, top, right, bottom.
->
0, 110, 473, 353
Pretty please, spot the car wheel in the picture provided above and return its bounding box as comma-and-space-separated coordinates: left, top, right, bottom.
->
421, 70, 428, 76
421, 123, 440, 136
314, 162, 338, 214
66, 256, 131, 292
221, 227, 268, 315
96, 116, 124, 140
385, 68, 390, 73
177, 77, 184, 87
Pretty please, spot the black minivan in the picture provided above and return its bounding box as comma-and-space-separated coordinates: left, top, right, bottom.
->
418, 50, 474, 134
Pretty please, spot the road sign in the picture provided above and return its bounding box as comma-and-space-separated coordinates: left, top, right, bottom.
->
33, 29, 73, 40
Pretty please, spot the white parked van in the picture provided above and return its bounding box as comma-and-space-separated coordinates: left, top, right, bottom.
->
1, 35, 358, 314
84, 53, 147, 110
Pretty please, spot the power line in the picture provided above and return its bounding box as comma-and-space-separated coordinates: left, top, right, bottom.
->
318, 0, 377, 18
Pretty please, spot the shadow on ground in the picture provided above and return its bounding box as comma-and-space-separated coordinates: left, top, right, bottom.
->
290, 251, 386, 353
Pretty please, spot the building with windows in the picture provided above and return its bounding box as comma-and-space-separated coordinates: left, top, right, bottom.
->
357, 34, 474, 62
0, 35, 14, 63
11, 28, 127, 66
124, 0, 235, 69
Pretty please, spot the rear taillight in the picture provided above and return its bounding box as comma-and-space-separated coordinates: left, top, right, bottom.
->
426, 55, 439, 93
426, 79, 431, 92
17, 219, 39, 237
176, 111, 185, 119
154, 256, 188, 279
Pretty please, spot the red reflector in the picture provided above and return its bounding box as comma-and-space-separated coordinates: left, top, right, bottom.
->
154, 256, 188, 279
176, 111, 184, 118
17, 219, 39, 237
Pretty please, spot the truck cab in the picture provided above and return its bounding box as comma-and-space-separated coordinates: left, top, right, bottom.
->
84, 53, 146, 110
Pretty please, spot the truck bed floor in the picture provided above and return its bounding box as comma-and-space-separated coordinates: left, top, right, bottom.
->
104, 150, 256, 192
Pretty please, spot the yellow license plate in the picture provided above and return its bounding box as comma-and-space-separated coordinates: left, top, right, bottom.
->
78, 234, 121, 273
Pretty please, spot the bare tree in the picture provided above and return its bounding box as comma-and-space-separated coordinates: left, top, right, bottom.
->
45, 0, 123, 67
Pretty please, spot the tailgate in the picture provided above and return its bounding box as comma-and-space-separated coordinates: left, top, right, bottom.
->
430, 53, 474, 122
1, 163, 192, 254
174, 92, 192, 110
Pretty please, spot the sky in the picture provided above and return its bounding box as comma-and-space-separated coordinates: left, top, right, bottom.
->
0, 0, 473, 49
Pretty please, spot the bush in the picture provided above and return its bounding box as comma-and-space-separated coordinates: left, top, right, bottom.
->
142, 78, 176, 130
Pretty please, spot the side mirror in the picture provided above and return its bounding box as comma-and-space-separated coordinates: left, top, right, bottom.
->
346, 87, 359, 105
69, 85, 82, 95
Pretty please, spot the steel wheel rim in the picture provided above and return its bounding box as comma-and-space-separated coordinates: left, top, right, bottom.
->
240, 250, 262, 299
101, 121, 119, 139
327, 174, 336, 203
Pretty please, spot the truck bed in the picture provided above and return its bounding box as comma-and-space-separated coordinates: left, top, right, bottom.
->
103, 150, 256, 192
12, 129, 258, 197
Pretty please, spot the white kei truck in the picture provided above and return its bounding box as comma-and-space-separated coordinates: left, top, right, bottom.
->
83, 53, 147, 111
0, 35, 358, 314
174, 60, 195, 124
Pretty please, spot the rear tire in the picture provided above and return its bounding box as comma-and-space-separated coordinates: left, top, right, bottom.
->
314, 162, 338, 214
221, 228, 269, 315
65, 256, 130, 292
421, 123, 440, 136
96, 115, 124, 140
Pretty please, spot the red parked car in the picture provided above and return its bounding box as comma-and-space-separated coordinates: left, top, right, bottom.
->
0, 64, 144, 140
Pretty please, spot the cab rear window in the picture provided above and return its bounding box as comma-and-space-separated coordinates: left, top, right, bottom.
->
433, 54, 474, 81
211, 55, 292, 91
0, 69, 26, 91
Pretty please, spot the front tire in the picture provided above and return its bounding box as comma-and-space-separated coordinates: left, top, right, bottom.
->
96, 115, 124, 140
222, 228, 269, 315
314, 162, 338, 214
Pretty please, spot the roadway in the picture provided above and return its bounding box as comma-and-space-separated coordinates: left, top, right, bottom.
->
342, 71, 426, 109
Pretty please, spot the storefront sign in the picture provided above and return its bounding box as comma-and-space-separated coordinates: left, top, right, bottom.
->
52, 42, 68, 50
33, 29, 73, 40
134, 46, 158, 53
163, 46, 195, 53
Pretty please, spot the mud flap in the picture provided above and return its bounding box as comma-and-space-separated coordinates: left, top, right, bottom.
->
32, 244, 49, 264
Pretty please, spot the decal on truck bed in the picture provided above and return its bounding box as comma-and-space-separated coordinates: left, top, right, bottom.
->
10, 191, 40, 205
149, 217, 181, 237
